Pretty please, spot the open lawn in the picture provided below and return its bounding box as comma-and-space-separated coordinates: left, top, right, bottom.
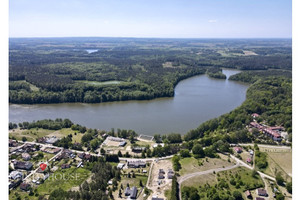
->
37, 167, 90, 195
179, 155, 234, 176
181, 173, 216, 188
9, 128, 82, 143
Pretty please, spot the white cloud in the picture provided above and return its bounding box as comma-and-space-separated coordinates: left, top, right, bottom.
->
208, 19, 217, 23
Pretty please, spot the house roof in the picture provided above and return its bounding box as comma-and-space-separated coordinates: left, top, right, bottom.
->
257, 188, 267, 196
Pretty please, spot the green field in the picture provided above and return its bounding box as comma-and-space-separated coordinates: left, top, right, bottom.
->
182, 166, 264, 200
179, 156, 233, 176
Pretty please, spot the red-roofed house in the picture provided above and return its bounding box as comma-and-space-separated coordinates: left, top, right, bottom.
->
246, 157, 252, 163
234, 147, 243, 153
251, 113, 260, 118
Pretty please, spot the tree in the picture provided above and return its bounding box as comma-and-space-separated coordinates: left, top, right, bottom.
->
22, 136, 27, 142
276, 173, 284, 186
192, 144, 205, 158
286, 181, 292, 194
118, 150, 123, 157
232, 190, 243, 200
276, 193, 285, 200
139, 179, 143, 187
172, 155, 181, 171
179, 149, 190, 158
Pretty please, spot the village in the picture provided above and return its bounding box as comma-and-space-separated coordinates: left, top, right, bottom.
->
8, 112, 292, 200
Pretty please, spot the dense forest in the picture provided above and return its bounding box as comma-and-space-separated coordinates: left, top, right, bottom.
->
9, 38, 291, 104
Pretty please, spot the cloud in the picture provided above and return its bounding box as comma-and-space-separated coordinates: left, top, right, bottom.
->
208, 19, 217, 23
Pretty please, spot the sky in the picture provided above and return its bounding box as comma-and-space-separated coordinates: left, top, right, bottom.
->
9, 0, 292, 38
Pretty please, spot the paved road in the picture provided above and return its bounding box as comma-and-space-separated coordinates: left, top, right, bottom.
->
238, 143, 291, 150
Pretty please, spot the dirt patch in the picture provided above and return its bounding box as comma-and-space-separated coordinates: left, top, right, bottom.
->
148, 159, 173, 199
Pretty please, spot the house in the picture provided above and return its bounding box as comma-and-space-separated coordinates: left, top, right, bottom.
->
37, 137, 46, 143
263, 128, 282, 141
9, 139, 18, 147
167, 173, 174, 179
249, 122, 264, 131
269, 126, 284, 131
13, 161, 33, 170
132, 146, 146, 153
10, 171, 23, 180
167, 170, 174, 179
158, 173, 165, 179
42, 147, 61, 154
249, 150, 254, 156
234, 147, 243, 153
257, 188, 268, 197
21, 153, 31, 161
245, 190, 252, 199
251, 113, 260, 118
117, 163, 125, 169
124, 186, 138, 199
22, 143, 37, 152
61, 164, 70, 169
246, 157, 252, 163
20, 182, 31, 191
119, 141, 127, 147
152, 197, 164, 200
79, 153, 91, 160
128, 160, 146, 168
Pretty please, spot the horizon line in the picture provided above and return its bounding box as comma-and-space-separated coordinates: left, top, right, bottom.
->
9, 36, 292, 40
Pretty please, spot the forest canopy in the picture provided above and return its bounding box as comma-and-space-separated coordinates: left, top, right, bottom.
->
9, 38, 291, 104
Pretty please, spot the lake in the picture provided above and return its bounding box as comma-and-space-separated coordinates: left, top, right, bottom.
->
9, 69, 248, 135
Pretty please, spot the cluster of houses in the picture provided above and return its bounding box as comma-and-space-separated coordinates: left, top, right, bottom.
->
245, 188, 268, 200
55, 149, 75, 161
249, 113, 287, 142
158, 169, 174, 180
8, 138, 90, 192
233, 146, 254, 165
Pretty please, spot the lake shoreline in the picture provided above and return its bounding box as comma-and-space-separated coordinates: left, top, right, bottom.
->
9, 69, 249, 135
